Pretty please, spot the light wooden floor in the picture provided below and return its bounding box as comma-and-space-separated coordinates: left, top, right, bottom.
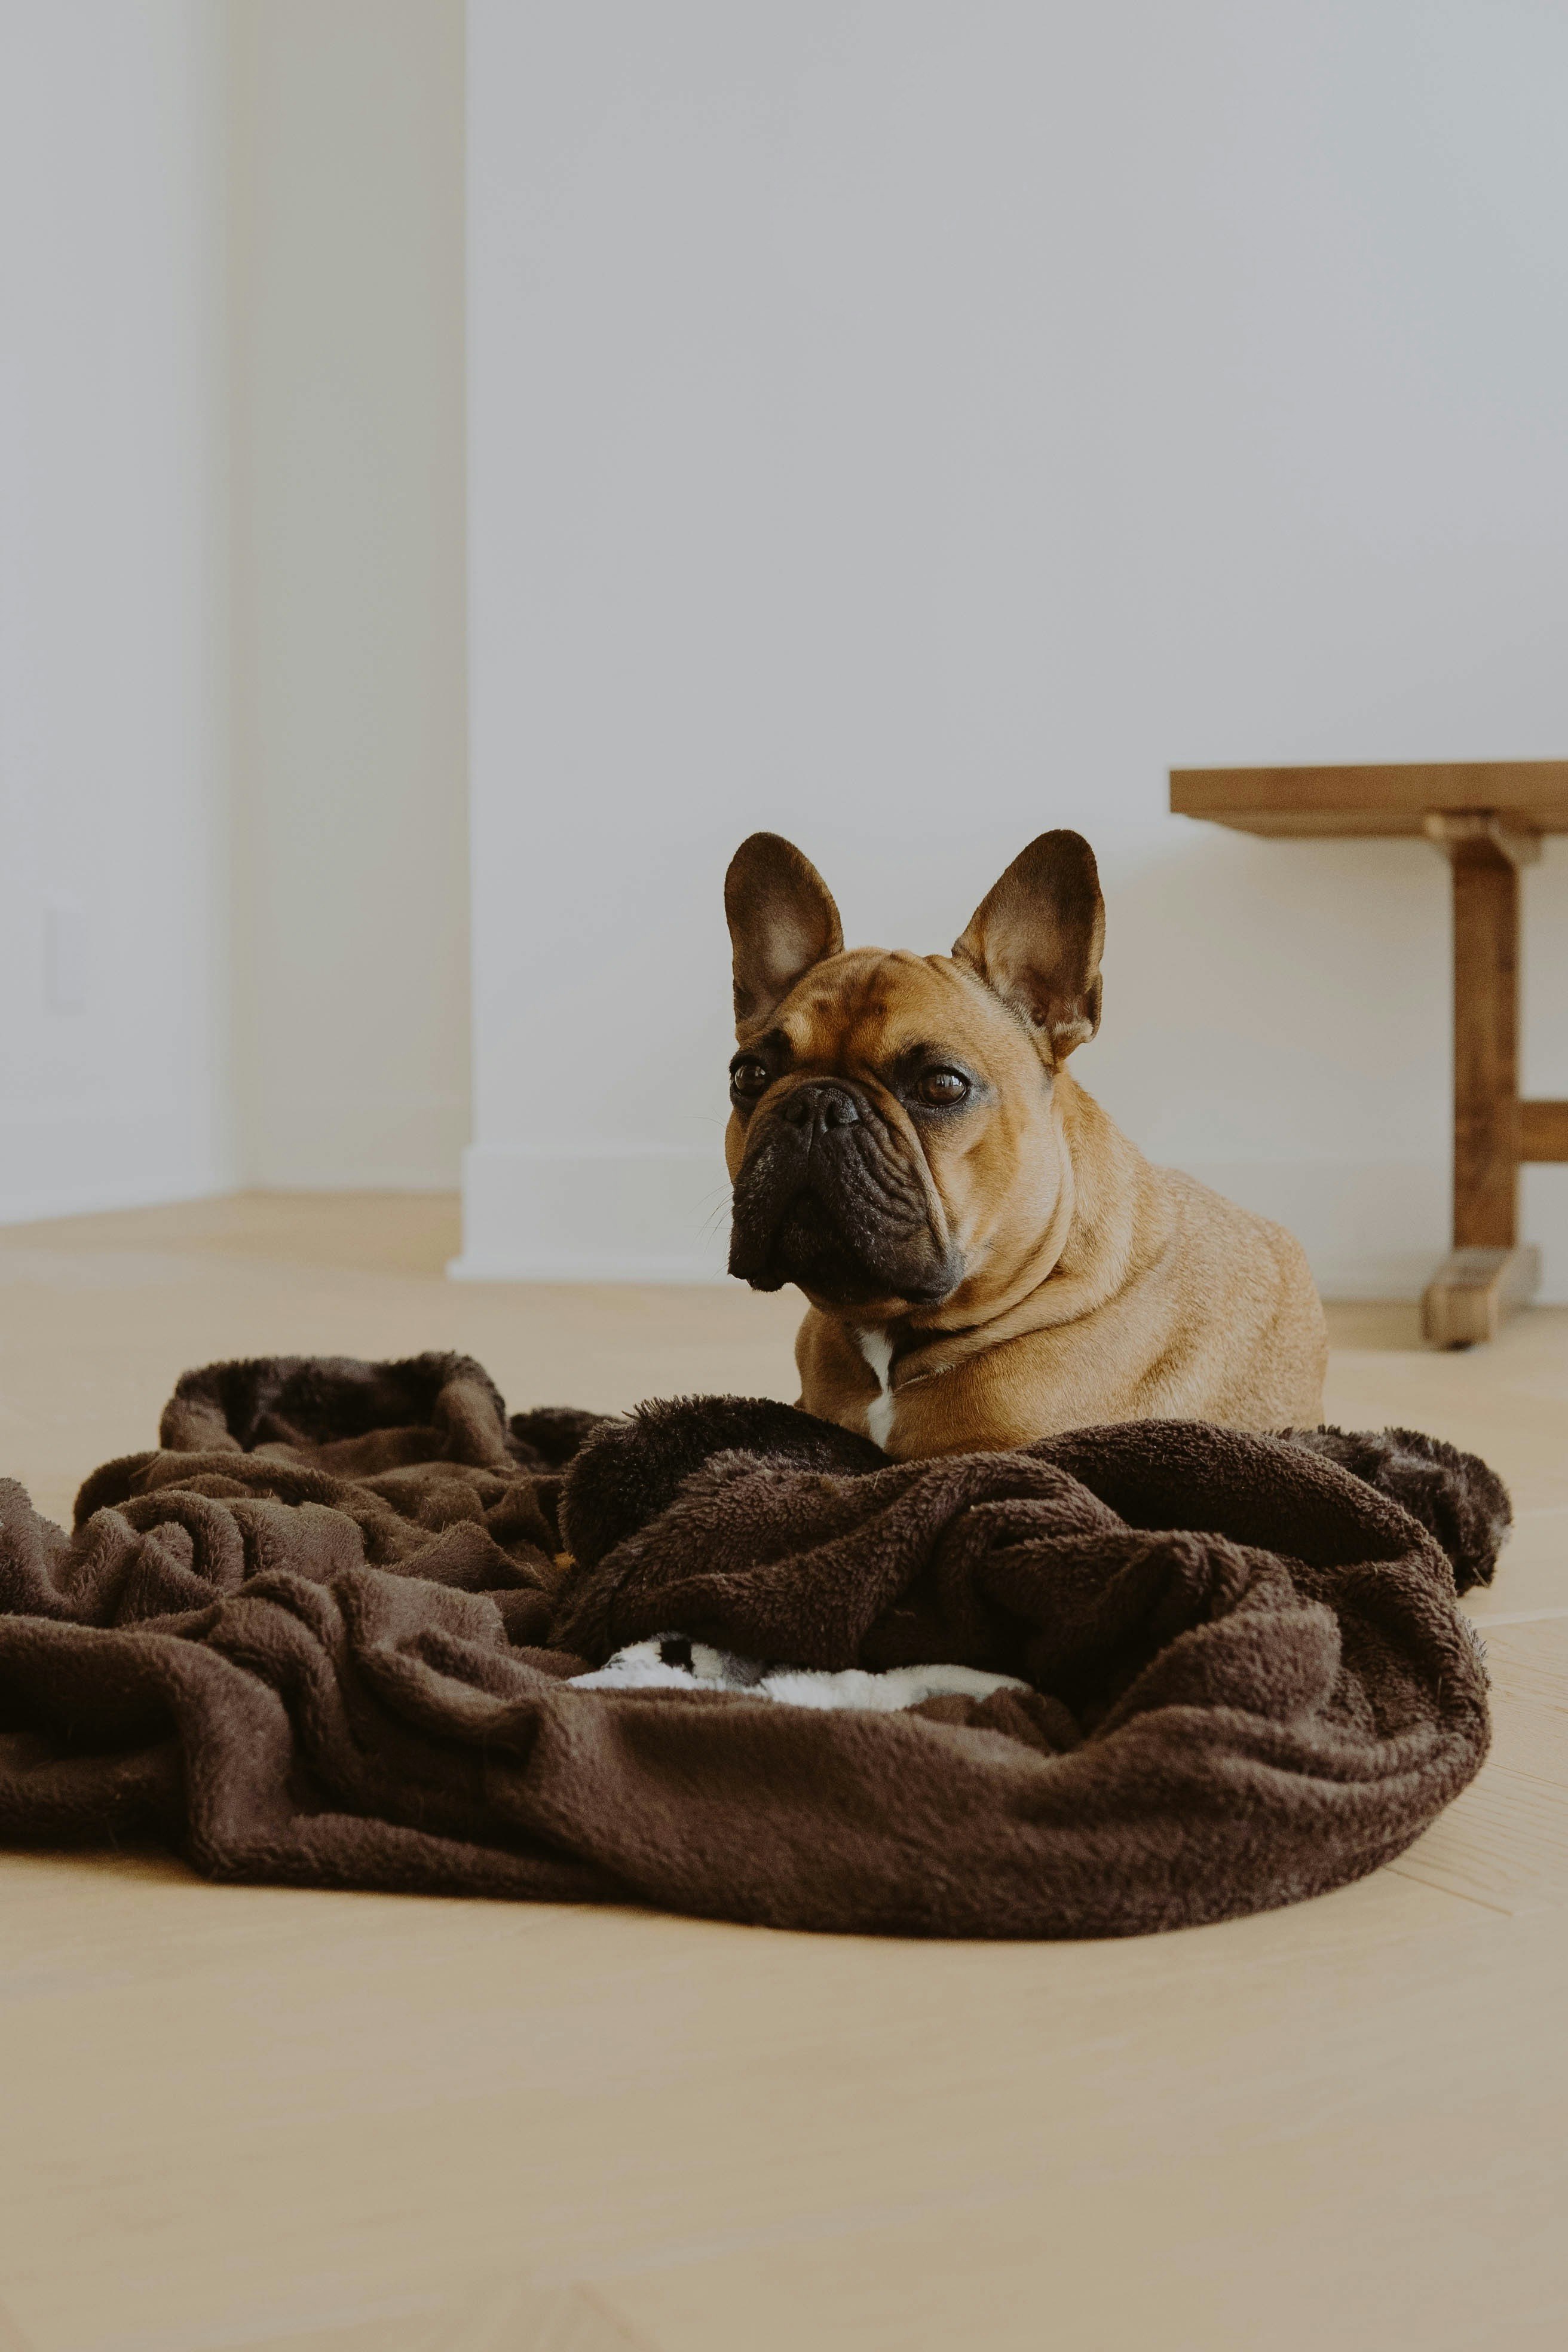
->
2, 1193, 1566, 2352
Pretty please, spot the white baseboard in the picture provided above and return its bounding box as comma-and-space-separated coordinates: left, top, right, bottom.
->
452, 1146, 1568, 1302
1523, 1163, 1568, 1306
0, 1107, 234, 1227
1175, 1159, 1450, 1301
449, 1145, 732, 1282
1175, 1158, 1568, 1303
243, 1095, 468, 1192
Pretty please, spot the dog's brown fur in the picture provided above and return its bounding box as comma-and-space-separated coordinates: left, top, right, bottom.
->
723, 831, 1326, 1457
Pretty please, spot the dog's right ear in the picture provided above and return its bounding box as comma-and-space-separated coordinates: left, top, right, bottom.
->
952, 830, 1105, 1061
724, 834, 844, 1028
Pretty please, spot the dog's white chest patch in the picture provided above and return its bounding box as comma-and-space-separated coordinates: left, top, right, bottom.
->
856, 1327, 896, 1451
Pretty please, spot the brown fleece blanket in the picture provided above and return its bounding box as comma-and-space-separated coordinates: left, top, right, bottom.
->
0, 1353, 1503, 1938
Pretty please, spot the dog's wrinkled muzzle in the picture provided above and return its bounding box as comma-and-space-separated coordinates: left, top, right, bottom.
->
728, 1080, 958, 1305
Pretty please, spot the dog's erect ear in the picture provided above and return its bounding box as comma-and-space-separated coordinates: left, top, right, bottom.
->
952, 831, 1105, 1059
725, 833, 844, 1028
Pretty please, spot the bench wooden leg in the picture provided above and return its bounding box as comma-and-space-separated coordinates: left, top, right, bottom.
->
1422, 1243, 1542, 1348
1421, 813, 1541, 1346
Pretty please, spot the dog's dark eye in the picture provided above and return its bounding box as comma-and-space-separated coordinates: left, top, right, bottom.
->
730, 1058, 771, 1100
915, 1068, 970, 1107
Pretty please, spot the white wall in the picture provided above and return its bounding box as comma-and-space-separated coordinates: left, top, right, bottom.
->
0, 1, 232, 1221
231, 0, 470, 1189
0, 0, 471, 1224
463, 0, 1568, 1296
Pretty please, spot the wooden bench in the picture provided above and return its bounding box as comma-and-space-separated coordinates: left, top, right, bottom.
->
1169, 762, 1568, 1345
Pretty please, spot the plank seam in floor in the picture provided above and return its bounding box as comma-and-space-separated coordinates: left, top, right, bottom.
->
1468, 1605, 1568, 1626
1380, 1863, 1515, 1913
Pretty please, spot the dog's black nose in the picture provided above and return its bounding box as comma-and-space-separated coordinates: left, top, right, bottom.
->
781, 1081, 860, 1133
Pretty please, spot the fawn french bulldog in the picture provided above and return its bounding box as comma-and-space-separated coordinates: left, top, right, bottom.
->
723, 829, 1326, 1457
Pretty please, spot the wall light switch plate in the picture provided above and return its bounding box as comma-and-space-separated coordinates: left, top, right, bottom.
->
44, 896, 88, 1014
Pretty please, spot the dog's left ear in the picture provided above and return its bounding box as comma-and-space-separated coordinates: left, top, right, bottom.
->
952, 831, 1104, 1060
725, 833, 844, 1029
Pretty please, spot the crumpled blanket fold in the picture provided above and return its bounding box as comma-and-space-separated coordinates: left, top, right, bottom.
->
0, 1352, 1503, 1939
